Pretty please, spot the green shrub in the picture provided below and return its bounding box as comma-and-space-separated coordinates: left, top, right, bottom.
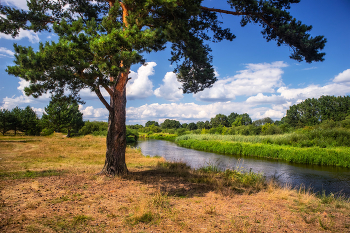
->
41, 128, 54, 136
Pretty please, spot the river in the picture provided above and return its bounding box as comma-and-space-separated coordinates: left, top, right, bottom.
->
135, 139, 350, 197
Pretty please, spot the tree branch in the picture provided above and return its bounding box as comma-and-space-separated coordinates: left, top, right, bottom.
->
102, 83, 114, 96
95, 86, 113, 112
200, 6, 277, 31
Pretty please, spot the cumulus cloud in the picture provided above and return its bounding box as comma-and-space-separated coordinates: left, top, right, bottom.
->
0, 30, 40, 43
194, 61, 288, 102
79, 105, 109, 121
277, 83, 350, 100
0, 79, 50, 110
246, 93, 287, 105
126, 62, 155, 100
126, 101, 257, 124
333, 69, 350, 83
0, 47, 14, 57
154, 72, 183, 101
31, 107, 44, 117
2, 0, 29, 10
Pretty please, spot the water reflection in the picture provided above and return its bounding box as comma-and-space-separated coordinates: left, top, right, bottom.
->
136, 139, 350, 197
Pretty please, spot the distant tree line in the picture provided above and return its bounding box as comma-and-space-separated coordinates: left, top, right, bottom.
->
0, 106, 41, 136
2, 95, 349, 138
132, 95, 350, 136
0, 95, 83, 137
283, 95, 350, 128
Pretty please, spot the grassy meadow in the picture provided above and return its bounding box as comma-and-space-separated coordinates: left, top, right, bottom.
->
1, 133, 350, 232
176, 134, 350, 167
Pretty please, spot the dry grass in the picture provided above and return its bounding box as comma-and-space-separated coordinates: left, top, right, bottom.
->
0, 133, 349, 232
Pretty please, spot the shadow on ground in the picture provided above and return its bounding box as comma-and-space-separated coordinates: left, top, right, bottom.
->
124, 168, 225, 198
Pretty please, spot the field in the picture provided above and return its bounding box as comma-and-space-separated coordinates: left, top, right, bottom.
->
1, 134, 350, 232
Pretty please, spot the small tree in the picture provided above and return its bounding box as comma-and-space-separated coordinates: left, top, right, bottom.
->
187, 122, 198, 130
21, 106, 41, 136
0, 109, 12, 135
145, 121, 159, 127
42, 95, 84, 137
228, 112, 239, 126
10, 106, 24, 135
210, 114, 229, 127
161, 119, 181, 129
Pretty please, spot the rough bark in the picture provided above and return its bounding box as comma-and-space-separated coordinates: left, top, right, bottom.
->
101, 71, 129, 176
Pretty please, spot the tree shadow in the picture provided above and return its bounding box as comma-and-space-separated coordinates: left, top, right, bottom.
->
124, 167, 223, 198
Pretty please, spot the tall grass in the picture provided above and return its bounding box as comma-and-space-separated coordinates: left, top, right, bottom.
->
176, 139, 350, 167
177, 128, 350, 148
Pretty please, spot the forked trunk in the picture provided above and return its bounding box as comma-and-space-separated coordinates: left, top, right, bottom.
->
101, 78, 128, 175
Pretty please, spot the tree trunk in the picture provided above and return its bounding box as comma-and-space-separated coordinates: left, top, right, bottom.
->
101, 76, 128, 175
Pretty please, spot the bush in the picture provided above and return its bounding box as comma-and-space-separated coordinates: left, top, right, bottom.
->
176, 128, 187, 136
79, 121, 108, 135
41, 128, 54, 136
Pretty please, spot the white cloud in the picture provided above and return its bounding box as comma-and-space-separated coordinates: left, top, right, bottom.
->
0, 30, 40, 43
126, 101, 257, 124
154, 72, 183, 101
2, 0, 29, 10
79, 105, 109, 121
194, 61, 288, 102
0, 47, 14, 57
247, 68, 350, 108
126, 62, 155, 100
251, 107, 286, 120
31, 107, 44, 117
246, 93, 287, 105
333, 69, 350, 83
277, 83, 350, 100
1, 95, 34, 110
0, 79, 50, 110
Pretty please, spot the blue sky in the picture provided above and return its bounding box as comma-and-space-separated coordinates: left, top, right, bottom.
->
1, 0, 350, 125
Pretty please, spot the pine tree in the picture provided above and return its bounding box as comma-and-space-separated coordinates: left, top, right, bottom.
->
42, 95, 84, 137
1, 0, 326, 175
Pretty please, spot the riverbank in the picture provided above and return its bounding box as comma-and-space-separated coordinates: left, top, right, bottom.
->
176, 135, 350, 168
1, 134, 349, 232
139, 132, 177, 141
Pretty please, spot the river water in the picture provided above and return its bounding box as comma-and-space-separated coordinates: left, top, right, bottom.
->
135, 139, 350, 197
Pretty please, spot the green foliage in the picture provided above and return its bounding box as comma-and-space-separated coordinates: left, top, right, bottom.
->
1, 106, 42, 136
253, 117, 274, 126
0, 109, 12, 135
176, 128, 187, 136
285, 95, 350, 128
227, 112, 239, 125
261, 123, 282, 135
41, 128, 54, 136
232, 113, 252, 127
196, 121, 205, 129
210, 114, 230, 127
161, 119, 181, 129
187, 122, 198, 130
148, 133, 177, 141
126, 128, 139, 143
21, 106, 42, 136
42, 95, 84, 137
145, 121, 159, 127
79, 121, 108, 135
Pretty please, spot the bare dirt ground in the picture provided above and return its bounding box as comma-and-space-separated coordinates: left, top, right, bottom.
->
0, 134, 349, 232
